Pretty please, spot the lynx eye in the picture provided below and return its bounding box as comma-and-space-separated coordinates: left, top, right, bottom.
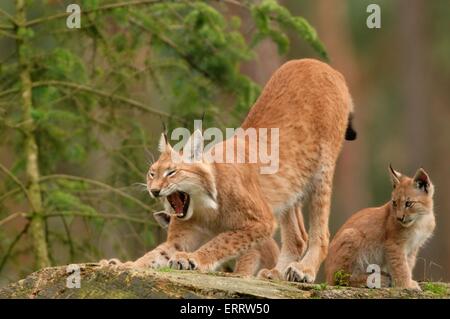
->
148, 171, 155, 179
392, 200, 397, 208
165, 169, 177, 177
405, 201, 414, 208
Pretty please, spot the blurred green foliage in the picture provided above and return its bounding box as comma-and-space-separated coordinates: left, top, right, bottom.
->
0, 0, 326, 280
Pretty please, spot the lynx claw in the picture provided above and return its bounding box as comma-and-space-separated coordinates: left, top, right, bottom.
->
168, 252, 199, 271
284, 263, 316, 283
258, 268, 283, 280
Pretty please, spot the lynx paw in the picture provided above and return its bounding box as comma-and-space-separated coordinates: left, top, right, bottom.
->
257, 268, 283, 280
134, 250, 170, 269
406, 280, 422, 291
284, 262, 316, 283
98, 258, 120, 267
98, 258, 134, 269
168, 252, 199, 270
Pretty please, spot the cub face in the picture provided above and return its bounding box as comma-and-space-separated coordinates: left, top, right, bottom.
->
389, 165, 434, 227
147, 132, 217, 221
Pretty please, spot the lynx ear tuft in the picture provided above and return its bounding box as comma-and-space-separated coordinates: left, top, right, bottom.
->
413, 168, 431, 194
153, 210, 171, 228
389, 164, 401, 188
158, 133, 172, 153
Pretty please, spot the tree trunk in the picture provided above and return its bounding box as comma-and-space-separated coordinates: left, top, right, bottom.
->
0, 264, 448, 298
15, 0, 50, 269
314, 0, 370, 218
397, 0, 428, 169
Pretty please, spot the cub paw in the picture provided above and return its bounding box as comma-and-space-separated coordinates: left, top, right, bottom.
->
257, 268, 283, 280
284, 262, 316, 283
168, 252, 199, 271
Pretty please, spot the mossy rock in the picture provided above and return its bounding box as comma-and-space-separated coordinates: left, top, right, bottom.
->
0, 264, 448, 299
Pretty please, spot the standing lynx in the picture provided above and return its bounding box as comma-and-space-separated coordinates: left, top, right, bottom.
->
105, 59, 355, 282
325, 166, 435, 289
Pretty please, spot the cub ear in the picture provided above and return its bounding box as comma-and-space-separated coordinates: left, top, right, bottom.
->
153, 210, 171, 228
158, 133, 172, 153
413, 168, 431, 193
389, 164, 401, 188
184, 129, 203, 162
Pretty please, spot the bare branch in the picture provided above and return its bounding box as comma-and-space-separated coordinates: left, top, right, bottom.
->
0, 187, 21, 203
45, 211, 155, 225
0, 222, 30, 272
0, 163, 36, 211
0, 24, 14, 30
0, 87, 19, 99
0, 7, 17, 26
26, 0, 165, 27
0, 29, 18, 39
0, 212, 28, 227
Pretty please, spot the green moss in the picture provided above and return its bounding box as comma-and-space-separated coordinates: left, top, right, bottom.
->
156, 267, 175, 273
313, 282, 328, 291
333, 270, 351, 287
423, 283, 448, 296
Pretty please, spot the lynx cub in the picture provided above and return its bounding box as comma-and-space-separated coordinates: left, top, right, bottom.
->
325, 166, 435, 289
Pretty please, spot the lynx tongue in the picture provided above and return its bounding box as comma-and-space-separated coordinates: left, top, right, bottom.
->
167, 192, 184, 216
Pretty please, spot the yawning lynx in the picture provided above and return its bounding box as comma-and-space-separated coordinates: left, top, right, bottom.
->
325, 166, 435, 289
103, 59, 355, 282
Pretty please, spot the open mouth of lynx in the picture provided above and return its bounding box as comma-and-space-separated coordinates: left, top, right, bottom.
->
167, 191, 190, 218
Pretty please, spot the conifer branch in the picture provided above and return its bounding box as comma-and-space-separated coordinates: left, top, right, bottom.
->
39, 174, 153, 212
31, 80, 177, 120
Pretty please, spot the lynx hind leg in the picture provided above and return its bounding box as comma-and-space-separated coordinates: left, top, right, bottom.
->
259, 237, 280, 270
234, 248, 261, 276
258, 204, 307, 280
234, 238, 279, 277
324, 228, 362, 285
285, 165, 334, 283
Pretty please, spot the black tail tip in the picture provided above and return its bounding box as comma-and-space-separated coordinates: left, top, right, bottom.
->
345, 127, 357, 141
345, 113, 357, 141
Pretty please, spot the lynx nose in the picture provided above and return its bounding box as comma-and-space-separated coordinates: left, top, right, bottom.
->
397, 215, 405, 222
151, 189, 161, 197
